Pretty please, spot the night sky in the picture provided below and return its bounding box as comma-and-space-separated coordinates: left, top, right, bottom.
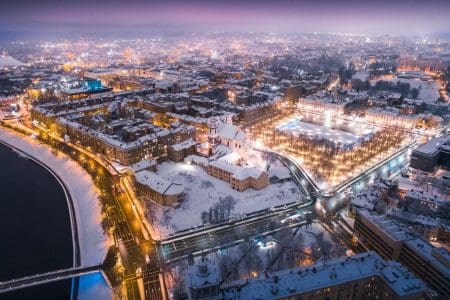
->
1, 0, 450, 36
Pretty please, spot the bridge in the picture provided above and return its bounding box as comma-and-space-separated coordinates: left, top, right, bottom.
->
0, 265, 102, 294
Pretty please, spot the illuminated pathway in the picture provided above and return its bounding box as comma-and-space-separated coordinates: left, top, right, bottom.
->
0, 265, 102, 294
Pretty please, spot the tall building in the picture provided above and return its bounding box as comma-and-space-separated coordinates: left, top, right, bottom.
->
354, 210, 450, 298
410, 134, 450, 172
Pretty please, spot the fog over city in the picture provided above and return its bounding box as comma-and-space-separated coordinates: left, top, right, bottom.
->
1, 0, 450, 39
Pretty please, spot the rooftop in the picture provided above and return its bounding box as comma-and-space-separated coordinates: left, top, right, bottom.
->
413, 134, 450, 157
404, 239, 450, 277
359, 210, 411, 241
127, 159, 156, 173
135, 170, 184, 196
222, 251, 427, 299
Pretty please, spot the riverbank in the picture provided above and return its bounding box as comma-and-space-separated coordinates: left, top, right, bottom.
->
0, 129, 111, 298
0, 143, 73, 299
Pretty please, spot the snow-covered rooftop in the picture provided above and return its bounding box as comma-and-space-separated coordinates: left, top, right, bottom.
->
404, 239, 450, 278
358, 210, 411, 242
222, 251, 427, 299
209, 160, 265, 180
171, 138, 196, 152
413, 134, 450, 156
217, 122, 246, 141
127, 159, 156, 173
135, 170, 184, 196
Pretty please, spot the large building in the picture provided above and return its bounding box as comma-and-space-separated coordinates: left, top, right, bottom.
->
167, 138, 197, 162
34, 98, 197, 165
208, 160, 269, 192
297, 89, 365, 117
208, 117, 246, 151
61, 78, 112, 100
221, 251, 428, 300
366, 107, 419, 130
410, 134, 450, 172
59, 116, 195, 165
134, 170, 184, 207
354, 210, 450, 298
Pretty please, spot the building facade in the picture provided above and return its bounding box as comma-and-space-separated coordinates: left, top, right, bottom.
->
354, 210, 450, 298
208, 160, 269, 192
221, 252, 428, 300
134, 170, 184, 207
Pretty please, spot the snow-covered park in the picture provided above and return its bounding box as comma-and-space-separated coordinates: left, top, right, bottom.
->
371, 77, 441, 102
146, 161, 301, 239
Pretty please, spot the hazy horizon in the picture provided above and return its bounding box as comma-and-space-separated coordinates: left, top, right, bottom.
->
1, 0, 450, 39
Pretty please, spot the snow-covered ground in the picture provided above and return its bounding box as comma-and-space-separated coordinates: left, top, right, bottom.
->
277, 118, 372, 148
148, 161, 301, 239
371, 77, 440, 102
0, 129, 110, 261
166, 221, 336, 297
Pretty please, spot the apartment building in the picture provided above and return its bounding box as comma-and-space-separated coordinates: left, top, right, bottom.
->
354, 210, 450, 298
221, 251, 428, 300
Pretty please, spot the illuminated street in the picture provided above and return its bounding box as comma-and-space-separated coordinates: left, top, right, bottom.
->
1, 1, 449, 299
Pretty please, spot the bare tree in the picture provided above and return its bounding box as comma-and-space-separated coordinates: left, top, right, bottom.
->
219, 255, 239, 282
238, 241, 263, 275
309, 232, 333, 261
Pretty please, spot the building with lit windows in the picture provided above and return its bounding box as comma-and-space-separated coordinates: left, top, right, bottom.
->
354, 210, 450, 298
366, 107, 419, 130
207, 160, 269, 192
221, 251, 429, 300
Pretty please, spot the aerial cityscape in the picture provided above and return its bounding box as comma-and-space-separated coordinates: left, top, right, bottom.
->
0, 0, 449, 300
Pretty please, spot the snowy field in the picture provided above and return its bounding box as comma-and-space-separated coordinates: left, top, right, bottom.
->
148, 161, 301, 239
371, 77, 440, 102
277, 118, 368, 147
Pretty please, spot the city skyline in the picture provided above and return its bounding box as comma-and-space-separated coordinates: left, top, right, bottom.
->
1, 0, 450, 38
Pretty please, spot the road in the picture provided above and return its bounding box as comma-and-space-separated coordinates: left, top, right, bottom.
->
161, 208, 314, 264
159, 148, 319, 264
0, 121, 165, 300
0, 117, 418, 299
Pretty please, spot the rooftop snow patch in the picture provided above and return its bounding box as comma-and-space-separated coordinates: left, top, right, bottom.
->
135, 170, 184, 196
277, 118, 374, 149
